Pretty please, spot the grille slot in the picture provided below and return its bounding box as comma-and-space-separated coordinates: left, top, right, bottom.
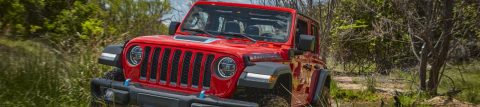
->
192, 53, 203, 87
140, 47, 151, 79
150, 48, 161, 81
160, 48, 171, 82
203, 54, 215, 88
170, 50, 182, 85
181, 51, 193, 86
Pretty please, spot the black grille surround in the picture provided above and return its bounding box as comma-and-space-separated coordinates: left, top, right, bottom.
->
138, 46, 215, 91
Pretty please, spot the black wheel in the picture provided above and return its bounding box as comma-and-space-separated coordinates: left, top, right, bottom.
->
258, 94, 289, 107
91, 68, 125, 107
314, 84, 331, 107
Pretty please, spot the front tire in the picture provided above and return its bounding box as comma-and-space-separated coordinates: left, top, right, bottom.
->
259, 94, 289, 107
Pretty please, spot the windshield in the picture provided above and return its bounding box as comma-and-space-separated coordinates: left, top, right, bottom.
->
181, 4, 292, 43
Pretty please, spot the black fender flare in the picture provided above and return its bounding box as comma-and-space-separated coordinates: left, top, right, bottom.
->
312, 69, 331, 103
237, 62, 292, 89
98, 44, 124, 67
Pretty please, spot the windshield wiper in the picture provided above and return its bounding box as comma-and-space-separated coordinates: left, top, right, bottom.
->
182, 28, 215, 38
220, 32, 257, 43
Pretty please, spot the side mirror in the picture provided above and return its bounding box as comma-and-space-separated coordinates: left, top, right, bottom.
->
297, 34, 315, 52
168, 22, 181, 35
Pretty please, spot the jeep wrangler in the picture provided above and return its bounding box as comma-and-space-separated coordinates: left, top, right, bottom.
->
91, 1, 331, 107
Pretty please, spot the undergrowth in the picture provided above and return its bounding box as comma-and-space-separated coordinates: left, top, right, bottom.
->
0, 39, 110, 106
330, 80, 379, 102
438, 61, 480, 104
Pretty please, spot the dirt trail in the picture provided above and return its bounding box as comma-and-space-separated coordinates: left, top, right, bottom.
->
331, 74, 407, 107
333, 74, 409, 94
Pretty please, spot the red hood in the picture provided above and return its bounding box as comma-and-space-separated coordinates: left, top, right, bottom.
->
127, 35, 291, 59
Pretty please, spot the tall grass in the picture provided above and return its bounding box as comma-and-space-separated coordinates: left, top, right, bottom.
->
437, 61, 480, 104
329, 80, 380, 102
0, 39, 110, 106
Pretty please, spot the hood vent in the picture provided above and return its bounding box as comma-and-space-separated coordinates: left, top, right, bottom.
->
174, 35, 217, 43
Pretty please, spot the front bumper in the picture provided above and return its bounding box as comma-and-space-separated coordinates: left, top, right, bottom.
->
91, 78, 258, 107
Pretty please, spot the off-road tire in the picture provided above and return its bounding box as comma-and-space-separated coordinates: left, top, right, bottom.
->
258, 94, 289, 107
314, 85, 331, 107
91, 69, 125, 107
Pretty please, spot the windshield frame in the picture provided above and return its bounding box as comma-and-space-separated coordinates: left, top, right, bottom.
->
177, 3, 295, 44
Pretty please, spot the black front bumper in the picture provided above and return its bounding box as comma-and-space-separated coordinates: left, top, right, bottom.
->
91, 78, 258, 107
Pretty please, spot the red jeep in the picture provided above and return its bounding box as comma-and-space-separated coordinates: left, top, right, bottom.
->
92, 1, 331, 107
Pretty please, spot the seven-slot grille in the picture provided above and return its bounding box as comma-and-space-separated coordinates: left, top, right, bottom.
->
139, 46, 214, 90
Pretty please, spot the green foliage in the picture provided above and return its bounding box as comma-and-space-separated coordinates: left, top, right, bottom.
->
0, 0, 84, 37
0, 0, 171, 106
1, 0, 170, 51
337, 19, 369, 30
0, 39, 109, 106
329, 0, 416, 74
44, 1, 103, 48
80, 19, 105, 40
100, 0, 170, 37
396, 92, 430, 107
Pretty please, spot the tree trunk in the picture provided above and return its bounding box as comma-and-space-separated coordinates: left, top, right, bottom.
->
427, 0, 455, 95
419, 43, 429, 91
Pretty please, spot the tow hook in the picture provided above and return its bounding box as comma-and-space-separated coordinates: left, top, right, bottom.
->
124, 79, 131, 86
198, 90, 206, 99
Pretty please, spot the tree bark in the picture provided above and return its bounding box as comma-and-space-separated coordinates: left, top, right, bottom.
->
427, 0, 455, 95
419, 42, 429, 91
418, 0, 434, 90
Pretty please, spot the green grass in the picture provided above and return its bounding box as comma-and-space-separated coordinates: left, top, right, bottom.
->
437, 61, 480, 104
396, 91, 431, 106
330, 80, 380, 102
0, 39, 110, 106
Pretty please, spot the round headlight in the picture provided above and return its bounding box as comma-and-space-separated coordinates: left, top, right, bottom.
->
127, 46, 143, 66
216, 57, 237, 78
